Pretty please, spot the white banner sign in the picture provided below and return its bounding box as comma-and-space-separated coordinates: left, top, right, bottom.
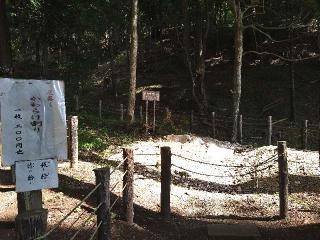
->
15, 159, 58, 192
0, 78, 67, 166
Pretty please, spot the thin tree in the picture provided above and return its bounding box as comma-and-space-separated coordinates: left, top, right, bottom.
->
0, 0, 12, 76
127, 0, 139, 124
229, 0, 243, 142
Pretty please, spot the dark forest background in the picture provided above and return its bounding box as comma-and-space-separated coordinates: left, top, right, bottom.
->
0, 0, 320, 140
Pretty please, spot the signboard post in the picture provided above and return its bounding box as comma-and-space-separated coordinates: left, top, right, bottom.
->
142, 91, 160, 134
0, 78, 67, 239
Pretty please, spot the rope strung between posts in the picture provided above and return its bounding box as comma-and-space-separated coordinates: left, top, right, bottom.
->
35, 182, 102, 240
171, 154, 278, 178
135, 153, 160, 156
110, 156, 128, 176
64, 208, 88, 236
69, 202, 104, 240
172, 163, 234, 177
110, 182, 128, 211
172, 153, 277, 169
88, 221, 102, 240
172, 153, 247, 168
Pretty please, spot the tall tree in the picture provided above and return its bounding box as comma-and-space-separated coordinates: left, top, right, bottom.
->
229, 0, 243, 142
0, 0, 12, 75
127, 0, 139, 123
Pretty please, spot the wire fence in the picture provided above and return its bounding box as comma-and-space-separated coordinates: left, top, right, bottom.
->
35, 153, 131, 240
66, 98, 320, 152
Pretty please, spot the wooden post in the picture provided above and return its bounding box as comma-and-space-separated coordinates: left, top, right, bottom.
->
318, 122, 320, 166
211, 112, 216, 139
153, 100, 156, 134
160, 147, 171, 219
278, 131, 283, 141
145, 101, 149, 134
16, 191, 48, 240
238, 114, 243, 144
120, 104, 124, 121
75, 95, 79, 113
267, 116, 272, 146
139, 105, 143, 123
278, 141, 288, 219
94, 168, 111, 240
99, 100, 102, 119
68, 116, 78, 169
190, 110, 194, 133
302, 120, 308, 150
122, 148, 134, 224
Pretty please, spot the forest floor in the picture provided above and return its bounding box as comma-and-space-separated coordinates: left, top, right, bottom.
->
1, 135, 320, 240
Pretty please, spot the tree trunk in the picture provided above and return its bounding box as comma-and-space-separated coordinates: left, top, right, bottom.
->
182, 0, 191, 53
289, 62, 296, 123
127, 0, 138, 124
231, 0, 243, 142
193, 0, 209, 114
289, 28, 296, 123
0, 0, 12, 75
41, 41, 48, 78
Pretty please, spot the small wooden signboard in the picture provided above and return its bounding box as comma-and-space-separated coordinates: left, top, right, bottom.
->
142, 91, 160, 134
142, 91, 160, 102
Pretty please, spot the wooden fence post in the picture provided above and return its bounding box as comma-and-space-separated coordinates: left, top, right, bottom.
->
190, 110, 194, 133
145, 101, 149, 134
153, 101, 156, 134
75, 95, 79, 113
15, 191, 48, 240
99, 100, 102, 119
302, 120, 308, 150
68, 116, 78, 169
139, 105, 143, 123
211, 112, 216, 139
318, 122, 320, 166
94, 168, 111, 240
160, 147, 171, 219
278, 141, 288, 219
267, 116, 272, 146
120, 104, 124, 121
238, 114, 243, 144
122, 148, 134, 224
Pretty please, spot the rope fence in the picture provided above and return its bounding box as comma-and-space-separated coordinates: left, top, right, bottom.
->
34, 148, 134, 240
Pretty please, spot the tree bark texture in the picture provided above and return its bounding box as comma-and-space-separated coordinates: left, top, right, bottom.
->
231, 0, 243, 143
127, 0, 139, 124
0, 0, 12, 75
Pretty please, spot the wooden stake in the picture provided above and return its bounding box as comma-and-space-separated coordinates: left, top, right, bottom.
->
278, 141, 288, 219
302, 120, 308, 150
190, 110, 194, 133
122, 148, 134, 224
68, 116, 78, 169
139, 105, 143, 123
145, 101, 149, 134
267, 116, 272, 146
75, 95, 79, 113
160, 147, 171, 219
16, 190, 48, 240
99, 100, 102, 119
239, 114, 243, 144
211, 112, 216, 139
120, 104, 124, 121
153, 100, 156, 134
94, 168, 111, 240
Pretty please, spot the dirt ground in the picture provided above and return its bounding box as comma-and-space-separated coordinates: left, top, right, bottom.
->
1, 136, 320, 240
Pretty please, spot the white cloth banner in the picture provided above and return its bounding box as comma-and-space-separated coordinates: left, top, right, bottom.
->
0, 78, 67, 166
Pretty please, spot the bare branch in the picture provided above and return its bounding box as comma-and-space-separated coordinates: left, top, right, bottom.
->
243, 51, 320, 62
244, 24, 291, 43
254, 23, 311, 30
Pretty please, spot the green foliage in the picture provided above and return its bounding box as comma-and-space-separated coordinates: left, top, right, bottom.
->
78, 112, 137, 157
